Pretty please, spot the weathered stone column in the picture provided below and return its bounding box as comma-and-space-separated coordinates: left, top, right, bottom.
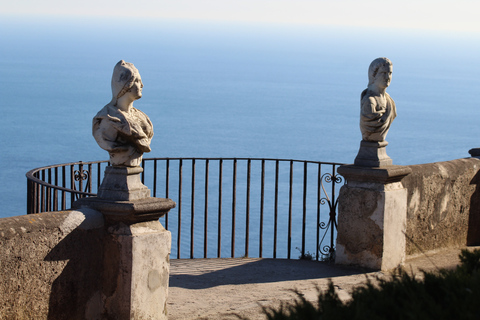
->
74, 167, 175, 319
335, 165, 411, 270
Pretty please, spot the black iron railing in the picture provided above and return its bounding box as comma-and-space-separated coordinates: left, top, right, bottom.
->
26, 158, 344, 260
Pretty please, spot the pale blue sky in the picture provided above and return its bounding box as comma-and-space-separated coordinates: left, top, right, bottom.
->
3, 0, 480, 33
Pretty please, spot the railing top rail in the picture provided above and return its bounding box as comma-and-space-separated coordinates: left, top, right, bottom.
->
26, 157, 345, 196
143, 157, 345, 166
25, 160, 109, 178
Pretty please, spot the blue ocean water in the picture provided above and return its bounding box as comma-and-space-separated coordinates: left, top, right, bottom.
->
1, 17, 480, 218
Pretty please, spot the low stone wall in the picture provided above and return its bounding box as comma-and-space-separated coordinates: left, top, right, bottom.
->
0, 209, 105, 320
403, 157, 480, 255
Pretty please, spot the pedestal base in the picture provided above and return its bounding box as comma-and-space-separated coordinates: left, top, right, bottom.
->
354, 140, 392, 167
98, 166, 150, 201
336, 165, 411, 271
72, 196, 175, 319
73, 196, 175, 224
102, 220, 171, 320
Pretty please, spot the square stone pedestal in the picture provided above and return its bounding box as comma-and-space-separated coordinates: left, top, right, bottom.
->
72, 165, 176, 319
102, 220, 171, 320
335, 165, 411, 270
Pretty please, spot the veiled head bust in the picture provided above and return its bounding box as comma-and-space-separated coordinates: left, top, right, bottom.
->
93, 60, 153, 167
111, 60, 144, 106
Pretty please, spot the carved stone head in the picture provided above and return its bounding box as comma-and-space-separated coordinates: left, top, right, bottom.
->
367, 57, 392, 86
111, 60, 142, 105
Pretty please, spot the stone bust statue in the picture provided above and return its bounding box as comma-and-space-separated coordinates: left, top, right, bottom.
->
93, 60, 153, 167
360, 57, 396, 142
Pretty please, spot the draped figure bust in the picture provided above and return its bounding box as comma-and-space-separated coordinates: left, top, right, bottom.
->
93, 60, 153, 167
360, 57, 396, 142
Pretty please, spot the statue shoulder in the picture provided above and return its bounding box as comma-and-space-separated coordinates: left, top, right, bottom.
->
94, 104, 115, 119
385, 92, 396, 108
93, 104, 124, 123
360, 88, 368, 100
361, 89, 377, 107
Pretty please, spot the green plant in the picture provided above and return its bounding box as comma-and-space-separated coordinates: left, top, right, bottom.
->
296, 247, 314, 260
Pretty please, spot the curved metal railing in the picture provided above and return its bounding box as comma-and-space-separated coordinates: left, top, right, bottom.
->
26, 157, 344, 260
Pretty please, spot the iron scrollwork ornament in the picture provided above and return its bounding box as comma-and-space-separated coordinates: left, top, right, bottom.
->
73, 162, 90, 198
318, 171, 343, 260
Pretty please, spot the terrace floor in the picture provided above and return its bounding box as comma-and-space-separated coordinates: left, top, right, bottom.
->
168, 247, 478, 320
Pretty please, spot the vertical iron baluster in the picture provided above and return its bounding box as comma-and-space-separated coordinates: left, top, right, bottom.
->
190, 159, 195, 259
166, 159, 170, 198
88, 164, 92, 193
302, 162, 307, 258
316, 163, 322, 261
41, 185, 45, 213
259, 159, 265, 258
35, 173, 40, 213
141, 159, 145, 184
288, 160, 293, 259
62, 165, 66, 210
330, 164, 337, 255
231, 159, 237, 258
153, 159, 157, 197
245, 159, 251, 258
70, 165, 75, 205
166, 159, 170, 229
177, 159, 183, 259
47, 168, 52, 211
218, 159, 223, 258
274, 160, 279, 259
204, 159, 209, 258
53, 167, 58, 211
41, 170, 46, 212
27, 178, 33, 214
78, 162, 84, 196
97, 162, 102, 193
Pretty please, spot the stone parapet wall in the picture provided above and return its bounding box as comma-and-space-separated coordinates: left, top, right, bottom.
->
0, 209, 104, 320
403, 158, 480, 255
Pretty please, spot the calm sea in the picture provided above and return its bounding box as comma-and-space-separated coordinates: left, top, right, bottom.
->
1, 17, 480, 218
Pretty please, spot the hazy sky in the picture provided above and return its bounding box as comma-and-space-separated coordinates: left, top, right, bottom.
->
4, 0, 480, 33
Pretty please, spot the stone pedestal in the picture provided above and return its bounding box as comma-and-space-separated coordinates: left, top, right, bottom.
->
73, 165, 175, 319
102, 220, 171, 320
335, 165, 411, 270
354, 140, 392, 167
98, 166, 150, 201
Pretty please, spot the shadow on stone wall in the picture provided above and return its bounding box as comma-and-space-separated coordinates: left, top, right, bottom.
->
468, 170, 480, 245
44, 210, 104, 320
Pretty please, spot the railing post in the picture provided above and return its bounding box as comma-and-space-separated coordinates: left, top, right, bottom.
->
217, 159, 223, 258
26, 178, 34, 214
204, 159, 209, 258
231, 159, 237, 258
288, 161, 293, 259
245, 159, 251, 258
259, 159, 265, 258
190, 159, 195, 259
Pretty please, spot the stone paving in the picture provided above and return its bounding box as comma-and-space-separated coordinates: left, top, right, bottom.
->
167, 247, 478, 320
